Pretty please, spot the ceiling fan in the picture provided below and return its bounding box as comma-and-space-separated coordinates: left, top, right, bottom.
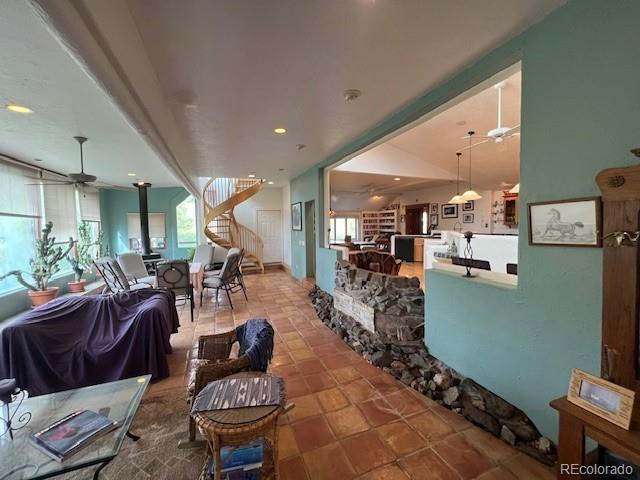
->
26, 136, 98, 190
460, 81, 520, 151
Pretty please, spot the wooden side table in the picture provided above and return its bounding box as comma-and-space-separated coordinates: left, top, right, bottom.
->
550, 396, 640, 478
193, 372, 292, 480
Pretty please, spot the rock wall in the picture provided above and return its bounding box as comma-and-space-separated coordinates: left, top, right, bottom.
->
309, 285, 556, 465
334, 260, 424, 342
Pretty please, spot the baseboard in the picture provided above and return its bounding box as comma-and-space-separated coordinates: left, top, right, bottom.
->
281, 263, 292, 274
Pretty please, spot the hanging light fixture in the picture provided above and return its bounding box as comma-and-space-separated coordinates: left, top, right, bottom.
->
509, 183, 520, 194
461, 131, 482, 201
448, 152, 465, 204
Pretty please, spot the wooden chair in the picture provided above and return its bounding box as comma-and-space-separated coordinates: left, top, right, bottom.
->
182, 330, 251, 446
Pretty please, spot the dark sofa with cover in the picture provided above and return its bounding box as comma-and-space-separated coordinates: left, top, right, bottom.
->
0, 289, 179, 396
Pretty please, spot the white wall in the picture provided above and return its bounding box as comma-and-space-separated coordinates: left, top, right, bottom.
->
396, 184, 493, 233
282, 183, 292, 268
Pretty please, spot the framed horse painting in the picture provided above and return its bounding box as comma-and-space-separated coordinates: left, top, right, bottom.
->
528, 197, 602, 247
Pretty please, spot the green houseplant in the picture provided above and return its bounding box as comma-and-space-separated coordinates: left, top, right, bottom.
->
66, 221, 96, 293
0, 221, 73, 307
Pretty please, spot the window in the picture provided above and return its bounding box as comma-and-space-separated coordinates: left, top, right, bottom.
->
0, 163, 40, 295
176, 196, 197, 247
0, 163, 102, 296
329, 216, 359, 242
127, 212, 166, 250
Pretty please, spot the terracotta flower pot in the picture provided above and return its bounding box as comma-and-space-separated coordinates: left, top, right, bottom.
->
27, 287, 59, 308
68, 279, 86, 293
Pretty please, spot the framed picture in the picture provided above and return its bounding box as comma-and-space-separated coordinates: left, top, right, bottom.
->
429, 214, 438, 226
567, 369, 635, 429
463, 201, 474, 211
430, 203, 438, 214
528, 197, 602, 247
291, 202, 302, 231
463, 213, 474, 224
441, 204, 458, 219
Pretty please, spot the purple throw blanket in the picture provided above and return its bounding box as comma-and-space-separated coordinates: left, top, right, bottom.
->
0, 289, 180, 396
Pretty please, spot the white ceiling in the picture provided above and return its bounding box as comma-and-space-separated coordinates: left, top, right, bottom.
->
339, 70, 521, 192
31, 0, 564, 187
0, 0, 178, 187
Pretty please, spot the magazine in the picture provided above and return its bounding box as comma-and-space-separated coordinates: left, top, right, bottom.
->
206, 439, 263, 479
30, 409, 118, 462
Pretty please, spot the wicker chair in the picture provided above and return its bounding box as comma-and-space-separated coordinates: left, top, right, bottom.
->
183, 330, 252, 445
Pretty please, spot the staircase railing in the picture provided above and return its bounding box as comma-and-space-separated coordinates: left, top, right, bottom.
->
202, 177, 264, 272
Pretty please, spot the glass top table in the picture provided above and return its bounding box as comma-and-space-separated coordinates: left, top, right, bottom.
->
0, 375, 150, 480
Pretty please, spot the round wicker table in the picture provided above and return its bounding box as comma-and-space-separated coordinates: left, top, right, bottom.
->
193, 371, 288, 480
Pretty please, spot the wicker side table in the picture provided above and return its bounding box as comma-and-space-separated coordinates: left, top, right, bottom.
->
193, 372, 291, 480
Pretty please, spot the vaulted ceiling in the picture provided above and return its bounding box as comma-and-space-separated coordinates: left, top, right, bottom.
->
10, 0, 564, 191
336, 70, 521, 193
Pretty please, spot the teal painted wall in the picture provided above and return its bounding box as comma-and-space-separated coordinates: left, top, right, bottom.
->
289, 0, 640, 441
100, 187, 192, 261
428, 0, 640, 441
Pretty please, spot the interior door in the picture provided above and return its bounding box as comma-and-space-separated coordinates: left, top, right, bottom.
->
256, 209, 283, 264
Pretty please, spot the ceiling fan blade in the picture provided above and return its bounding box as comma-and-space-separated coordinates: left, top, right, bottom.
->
457, 139, 490, 152
505, 124, 521, 134
23, 175, 69, 183
461, 134, 492, 140
26, 182, 74, 186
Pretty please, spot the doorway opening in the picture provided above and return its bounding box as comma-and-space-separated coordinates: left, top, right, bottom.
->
324, 63, 521, 286
304, 200, 316, 278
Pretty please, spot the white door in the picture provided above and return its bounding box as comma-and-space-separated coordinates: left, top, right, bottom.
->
256, 209, 282, 264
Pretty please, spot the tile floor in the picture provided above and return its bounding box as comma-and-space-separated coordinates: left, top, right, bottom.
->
153, 270, 554, 480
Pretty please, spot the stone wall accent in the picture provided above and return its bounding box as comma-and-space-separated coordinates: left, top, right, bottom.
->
309, 285, 556, 466
334, 260, 424, 342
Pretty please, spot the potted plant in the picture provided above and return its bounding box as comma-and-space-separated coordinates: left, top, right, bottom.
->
0, 221, 73, 307
92, 229, 109, 277
66, 221, 95, 293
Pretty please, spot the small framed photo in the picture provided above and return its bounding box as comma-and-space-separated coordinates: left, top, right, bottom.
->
528, 197, 602, 247
463, 213, 474, 224
430, 203, 438, 214
567, 369, 635, 430
463, 201, 474, 211
429, 214, 438, 226
441, 204, 458, 219
291, 202, 302, 231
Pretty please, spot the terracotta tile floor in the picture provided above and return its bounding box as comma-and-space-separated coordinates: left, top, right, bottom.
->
153, 270, 553, 479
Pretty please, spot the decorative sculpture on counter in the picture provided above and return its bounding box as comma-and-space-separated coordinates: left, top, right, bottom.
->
0, 379, 31, 440
463, 231, 475, 278
603, 230, 640, 247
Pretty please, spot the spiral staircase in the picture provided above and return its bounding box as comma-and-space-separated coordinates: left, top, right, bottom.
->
202, 177, 265, 273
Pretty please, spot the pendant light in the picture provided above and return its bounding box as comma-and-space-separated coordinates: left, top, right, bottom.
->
461, 131, 482, 201
448, 152, 465, 204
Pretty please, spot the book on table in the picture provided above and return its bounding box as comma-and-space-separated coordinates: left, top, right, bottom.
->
206, 439, 263, 479
30, 409, 118, 462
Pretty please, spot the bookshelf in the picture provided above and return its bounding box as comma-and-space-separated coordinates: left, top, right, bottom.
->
361, 210, 398, 238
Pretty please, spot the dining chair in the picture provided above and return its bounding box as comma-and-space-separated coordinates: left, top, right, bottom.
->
156, 260, 194, 322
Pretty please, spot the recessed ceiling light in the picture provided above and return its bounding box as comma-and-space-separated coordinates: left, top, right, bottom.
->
248, 173, 256, 178
7, 104, 33, 114
343, 89, 362, 101
34, 158, 43, 162
456, 120, 467, 126
273, 127, 287, 135
394, 177, 401, 181
278, 168, 285, 172
127, 173, 136, 177
296, 144, 306, 150
267, 181, 274, 185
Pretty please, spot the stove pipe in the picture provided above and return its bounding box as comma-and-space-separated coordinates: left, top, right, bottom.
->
134, 182, 152, 255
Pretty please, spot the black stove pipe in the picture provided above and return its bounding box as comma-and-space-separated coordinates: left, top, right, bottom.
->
134, 182, 152, 255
